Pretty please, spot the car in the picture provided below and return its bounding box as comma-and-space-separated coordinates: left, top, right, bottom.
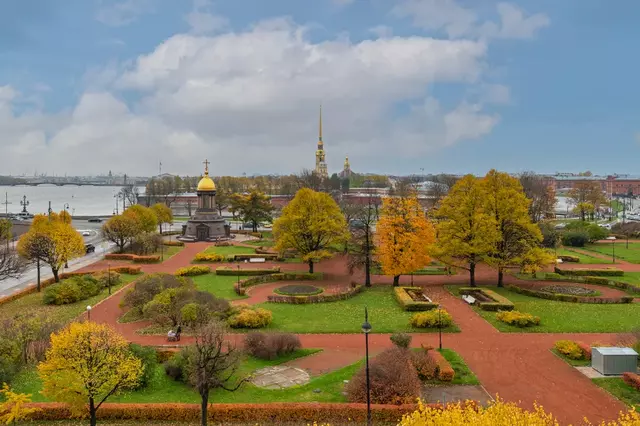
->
81, 230, 91, 236
85, 244, 95, 254
262, 223, 273, 229
88, 218, 103, 223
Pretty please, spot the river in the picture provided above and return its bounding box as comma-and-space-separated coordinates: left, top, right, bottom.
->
0, 185, 142, 217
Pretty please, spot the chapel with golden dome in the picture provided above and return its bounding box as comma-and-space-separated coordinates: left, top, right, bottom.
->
178, 159, 230, 242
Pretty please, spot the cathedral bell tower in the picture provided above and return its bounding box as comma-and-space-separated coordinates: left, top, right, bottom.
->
314, 105, 328, 179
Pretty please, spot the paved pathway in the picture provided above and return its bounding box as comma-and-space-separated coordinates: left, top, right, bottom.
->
77, 246, 638, 425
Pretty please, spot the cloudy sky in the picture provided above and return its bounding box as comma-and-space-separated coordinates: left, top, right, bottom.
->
1, 0, 638, 177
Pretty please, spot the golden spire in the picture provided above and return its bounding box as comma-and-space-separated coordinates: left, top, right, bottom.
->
318, 104, 323, 144
344, 155, 350, 168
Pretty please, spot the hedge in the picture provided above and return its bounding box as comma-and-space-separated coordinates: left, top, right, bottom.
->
231, 253, 279, 261
104, 253, 161, 263
175, 266, 211, 276
427, 350, 455, 382
506, 284, 634, 304
163, 240, 184, 247
161, 230, 183, 236
267, 285, 363, 304
216, 266, 280, 276
0, 266, 142, 307
558, 255, 580, 263
576, 341, 592, 360
554, 267, 624, 277
22, 402, 424, 423
133, 255, 161, 264
622, 372, 640, 391
394, 287, 438, 311
459, 288, 515, 311
235, 272, 323, 296
543, 273, 640, 294
193, 253, 225, 262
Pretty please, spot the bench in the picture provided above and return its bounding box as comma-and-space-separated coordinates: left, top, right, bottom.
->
249, 258, 266, 263
462, 295, 476, 305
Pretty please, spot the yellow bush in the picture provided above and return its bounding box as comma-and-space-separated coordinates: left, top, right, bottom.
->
554, 340, 584, 360
228, 306, 273, 329
410, 309, 452, 328
496, 310, 540, 328
175, 266, 211, 276
193, 253, 225, 262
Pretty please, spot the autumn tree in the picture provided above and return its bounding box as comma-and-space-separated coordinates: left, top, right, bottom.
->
519, 171, 556, 222
482, 170, 547, 287
38, 322, 142, 426
151, 203, 173, 234
17, 213, 85, 283
274, 188, 348, 273
102, 214, 139, 252
0, 219, 24, 282
215, 189, 231, 216
184, 320, 246, 426
377, 196, 436, 286
433, 175, 498, 287
567, 181, 607, 221
123, 204, 158, 233
0, 384, 40, 424
347, 189, 381, 287
230, 189, 274, 232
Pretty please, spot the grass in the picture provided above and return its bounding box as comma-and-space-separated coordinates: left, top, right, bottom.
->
437, 349, 480, 385
204, 245, 256, 255
550, 348, 591, 366
592, 377, 640, 411
191, 273, 249, 300
583, 242, 640, 264
0, 273, 140, 323
9, 348, 361, 404
256, 286, 460, 334
556, 247, 611, 264
447, 285, 640, 333
157, 245, 183, 261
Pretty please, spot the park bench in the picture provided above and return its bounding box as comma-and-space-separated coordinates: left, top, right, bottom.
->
249, 258, 266, 263
462, 295, 476, 305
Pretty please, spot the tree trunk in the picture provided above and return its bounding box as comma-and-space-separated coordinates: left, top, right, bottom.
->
364, 230, 371, 287
308, 260, 314, 274
253, 222, 258, 233
498, 268, 504, 287
52, 267, 60, 283
36, 259, 41, 292
200, 390, 209, 426
469, 262, 476, 287
89, 397, 97, 426
393, 275, 400, 286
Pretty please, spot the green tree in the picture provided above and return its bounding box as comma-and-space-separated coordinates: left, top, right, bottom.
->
230, 189, 274, 232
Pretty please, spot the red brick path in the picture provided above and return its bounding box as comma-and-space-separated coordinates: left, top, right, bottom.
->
77, 246, 637, 425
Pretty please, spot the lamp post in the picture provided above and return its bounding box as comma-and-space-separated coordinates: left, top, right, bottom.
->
86, 305, 92, 321
606, 236, 616, 264
20, 195, 29, 214
361, 307, 372, 426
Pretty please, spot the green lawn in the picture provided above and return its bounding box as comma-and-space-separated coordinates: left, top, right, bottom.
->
556, 247, 611, 264
257, 286, 460, 334
447, 285, 640, 333
9, 349, 361, 404
592, 378, 640, 412
157, 245, 183, 261
204, 245, 256, 255
583, 242, 640, 264
191, 273, 249, 300
0, 273, 140, 323
611, 271, 640, 286
437, 349, 480, 385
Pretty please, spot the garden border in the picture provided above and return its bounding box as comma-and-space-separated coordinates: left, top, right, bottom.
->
459, 288, 514, 311
554, 267, 624, 277
268, 285, 363, 304
394, 287, 439, 311
506, 284, 634, 304
216, 266, 280, 276
234, 272, 323, 295
544, 273, 640, 294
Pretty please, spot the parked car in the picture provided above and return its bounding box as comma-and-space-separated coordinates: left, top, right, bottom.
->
88, 218, 103, 223
85, 244, 95, 254
81, 230, 91, 236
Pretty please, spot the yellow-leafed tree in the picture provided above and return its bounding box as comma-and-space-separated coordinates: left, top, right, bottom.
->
433, 175, 498, 287
273, 188, 348, 273
481, 170, 548, 287
151, 203, 173, 234
123, 204, 157, 233
101, 214, 139, 252
0, 384, 40, 424
37, 322, 142, 426
377, 196, 436, 286
17, 212, 85, 283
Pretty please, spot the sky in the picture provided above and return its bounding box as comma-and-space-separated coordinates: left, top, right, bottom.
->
1, 0, 639, 177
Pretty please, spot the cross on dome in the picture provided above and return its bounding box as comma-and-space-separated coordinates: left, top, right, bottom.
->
203, 159, 210, 174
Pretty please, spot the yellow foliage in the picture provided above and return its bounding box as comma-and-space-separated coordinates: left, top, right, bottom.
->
37, 322, 142, 417
0, 384, 40, 425
377, 196, 435, 280
123, 204, 158, 233
151, 203, 173, 232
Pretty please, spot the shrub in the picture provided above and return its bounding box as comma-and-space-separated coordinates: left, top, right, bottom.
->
554, 267, 624, 277
346, 347, 422, 405
193, 252, 225, 262
394, 287, 438, 311
390, 333, 412, 349
228, 306, 272, 329
562, 230, 590, 247
131, 232, 163, 255
216, 266, 280, 276
175, 266, 211, 276
132, 255, 161, 264
113, 266, 142, 275
558, 255, 580, 263
576, 341, 592, 360
622, 372, 640, 391
555, 340, 584, 360
267, 286, 363, 304
410, 349, 437, 380
123, 273, 194, 313
427, 350, 455, 382
164, 350, 188, 382
244, 332, 301, 360
496, 310, 540, 328
163, 240, 184, 247
92, 271, 122, 289
129, 344, 158, 389
143, 288, 229, 327
42, 276, 100, 305
156, 349, 177, 364
410, 309, 452, 329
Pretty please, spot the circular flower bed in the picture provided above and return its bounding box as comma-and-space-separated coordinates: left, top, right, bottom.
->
540, 285, 598, 296
275, 284, 324, 296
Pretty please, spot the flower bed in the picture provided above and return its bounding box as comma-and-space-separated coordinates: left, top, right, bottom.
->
554, 267, 624, 277
268, 285, 363, 304
274, 284, 323, 296
540, 285, 598, 296
394, 287, 438, 311
496, 310, 540, 328
459, 288, 515, 311
216, 266, 280, 276
162, 240, 184, 247
506, 284, 634, 304
543, 273, 640, 294
558, 254, 580, 263
234, 272, 323, 295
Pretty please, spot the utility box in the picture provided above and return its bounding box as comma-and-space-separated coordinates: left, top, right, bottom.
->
592, 347, 638, 375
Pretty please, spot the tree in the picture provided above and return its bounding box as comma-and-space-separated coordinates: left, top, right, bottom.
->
184, 320, 245, 426
230, 190, 274, 232
0, 220, 24, 282
295, 169, 324, 192
37, 322, 142, 426
339, 199, 361, 253
151, 203, 173, 234
102, 214, 139, 252
0, 384, 40, 424
567, 181, 607, 221
17, 213, 85, 283
433, 175, 498, 287
482, 170, 546, 287
274, 188, 348, 273
377, 196, 436, 286
329, 173, 341, 191
123, 204, 158, 233
215, 190, 231, 216
120, 184, 140, 208
347, 189, 380, 287
519, 172, 556, 222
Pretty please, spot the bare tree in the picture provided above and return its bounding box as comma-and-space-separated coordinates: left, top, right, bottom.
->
347, 187, 381, 287
339, 199, 361, 254
296, 169, 324, 192
519, 172, 556, 222
185, 320, 247, 426
120, 184, 140, 208
0, 220, 24, 281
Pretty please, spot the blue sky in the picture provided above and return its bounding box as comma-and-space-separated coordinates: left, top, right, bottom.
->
1, 0, 639, 177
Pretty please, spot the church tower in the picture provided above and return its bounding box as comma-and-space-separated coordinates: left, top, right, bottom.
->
340, 155, 351, 179
315, 105, 328, 179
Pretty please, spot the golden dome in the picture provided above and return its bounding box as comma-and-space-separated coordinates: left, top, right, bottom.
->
197, 173, 216, 191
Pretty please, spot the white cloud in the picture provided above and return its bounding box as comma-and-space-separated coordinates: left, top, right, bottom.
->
369, 25, 394, 38
184, 0, 228, 34
493, 3, 550, 39
95, 0, 155, 26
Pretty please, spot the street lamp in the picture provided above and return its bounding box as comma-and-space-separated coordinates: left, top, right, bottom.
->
361, 307, 372, 426
86, 305, 92, 321
606, 236, 616, 264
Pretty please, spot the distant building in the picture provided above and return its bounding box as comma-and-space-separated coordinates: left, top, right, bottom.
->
340, 156, 351, 179
553, 173, 640, 197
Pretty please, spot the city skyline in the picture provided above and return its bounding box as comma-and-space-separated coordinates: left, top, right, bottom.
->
2, 1, 640, 176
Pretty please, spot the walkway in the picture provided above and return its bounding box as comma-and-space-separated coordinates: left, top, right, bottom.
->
77, 249, 637, 425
